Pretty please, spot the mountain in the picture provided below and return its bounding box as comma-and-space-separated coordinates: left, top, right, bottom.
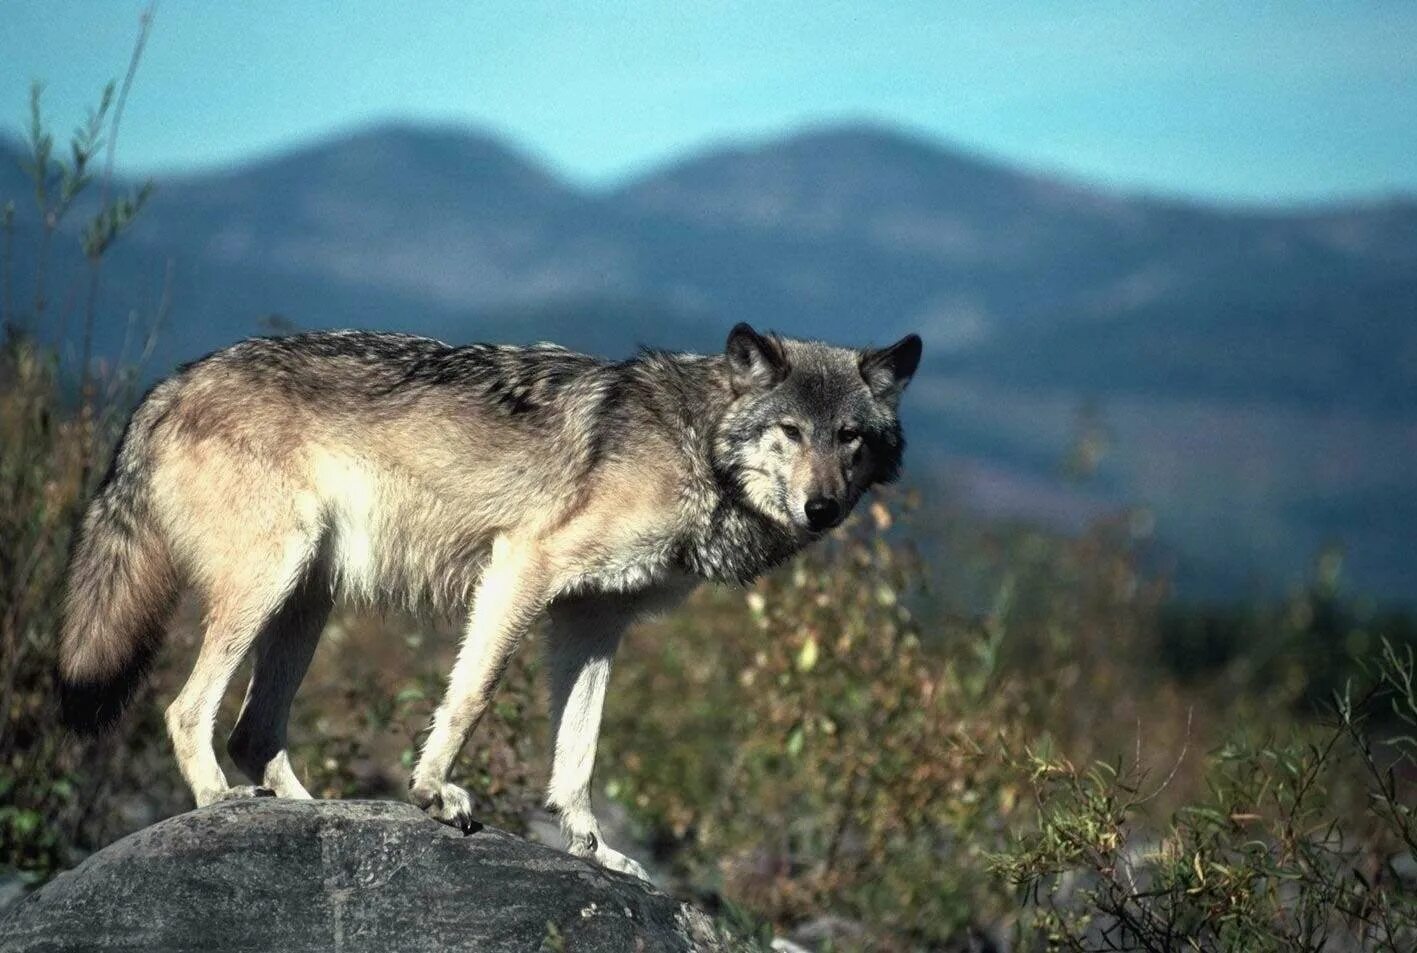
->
2, 122, 1414, 599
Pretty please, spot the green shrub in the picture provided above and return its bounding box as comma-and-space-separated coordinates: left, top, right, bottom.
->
991, 641, 1415, 951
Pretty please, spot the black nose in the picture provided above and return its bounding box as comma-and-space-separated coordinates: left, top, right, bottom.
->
804, 497, 843, 531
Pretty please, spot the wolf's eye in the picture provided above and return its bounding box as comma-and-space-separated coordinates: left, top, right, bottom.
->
839, 426, 860, 444
780, 423, 803, 443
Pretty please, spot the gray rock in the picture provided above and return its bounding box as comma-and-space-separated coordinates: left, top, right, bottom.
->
0, 873, 28, 916
0, 799, 731, 953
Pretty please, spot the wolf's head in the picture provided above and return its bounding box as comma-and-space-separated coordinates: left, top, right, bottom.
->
714, 323, 922, 536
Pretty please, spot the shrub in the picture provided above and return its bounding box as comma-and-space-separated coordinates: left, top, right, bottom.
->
606, 498, 1051, 946
1, 60, 164, 878
991, 641, 1416, 951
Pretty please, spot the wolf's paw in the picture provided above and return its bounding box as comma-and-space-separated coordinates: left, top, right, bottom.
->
409, 779, 479, 834
596, 844, 651, 883
200, 785, 276, 806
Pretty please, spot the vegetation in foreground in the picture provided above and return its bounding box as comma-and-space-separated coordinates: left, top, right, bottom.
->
2, 73, 1414, 952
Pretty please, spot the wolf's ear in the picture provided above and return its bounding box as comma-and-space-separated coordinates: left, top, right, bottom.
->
860, 333, 922, 405
725, 323, 789, 393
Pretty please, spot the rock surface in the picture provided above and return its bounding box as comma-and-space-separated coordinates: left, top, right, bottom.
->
0, 799, 727, 952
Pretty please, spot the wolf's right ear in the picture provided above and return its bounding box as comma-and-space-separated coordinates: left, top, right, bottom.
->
860, 333, 922, 406
725, 323, 789, 393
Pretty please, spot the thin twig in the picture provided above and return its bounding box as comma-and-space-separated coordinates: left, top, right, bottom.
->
1, 204, 14, 333
80, 3, 154, 410
1132, 707, 1192, 807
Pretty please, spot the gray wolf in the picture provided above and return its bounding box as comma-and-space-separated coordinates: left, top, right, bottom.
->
57, 323, 921, 879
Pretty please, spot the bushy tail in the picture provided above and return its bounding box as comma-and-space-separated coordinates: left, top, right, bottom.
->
59, 413, 179, 735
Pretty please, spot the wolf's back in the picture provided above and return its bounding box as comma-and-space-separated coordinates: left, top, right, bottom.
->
59, 386, 180, 734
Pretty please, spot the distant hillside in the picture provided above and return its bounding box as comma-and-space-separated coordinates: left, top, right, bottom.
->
2, 122, 1414, 599
619, 125, 1417, 409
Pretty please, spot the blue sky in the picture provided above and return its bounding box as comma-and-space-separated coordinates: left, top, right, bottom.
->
2, 1, 1414, 204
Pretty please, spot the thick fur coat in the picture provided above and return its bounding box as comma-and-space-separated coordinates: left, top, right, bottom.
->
58, 323, 921, 879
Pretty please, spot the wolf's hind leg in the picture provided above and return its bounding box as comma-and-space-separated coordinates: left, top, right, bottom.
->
167, 607, 275, 806
543, 595, 646, 881
227, 568, 332, 799
167, 533, 319, 808
409, 535, 549, 832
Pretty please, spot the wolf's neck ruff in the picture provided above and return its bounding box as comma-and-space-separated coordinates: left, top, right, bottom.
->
677, 460, 806, 585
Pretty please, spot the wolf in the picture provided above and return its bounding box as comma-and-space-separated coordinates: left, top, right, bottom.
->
57, 322, 921, 879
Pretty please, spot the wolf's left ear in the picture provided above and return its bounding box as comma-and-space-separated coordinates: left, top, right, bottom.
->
860, 334, 922, 405
726, 322, 790, 393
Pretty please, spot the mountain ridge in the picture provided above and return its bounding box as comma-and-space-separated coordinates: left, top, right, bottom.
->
10, 119, 1417, 212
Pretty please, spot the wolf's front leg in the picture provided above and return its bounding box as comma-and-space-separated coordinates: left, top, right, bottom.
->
410, 536, 548, 833
544, 595, 648, 881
